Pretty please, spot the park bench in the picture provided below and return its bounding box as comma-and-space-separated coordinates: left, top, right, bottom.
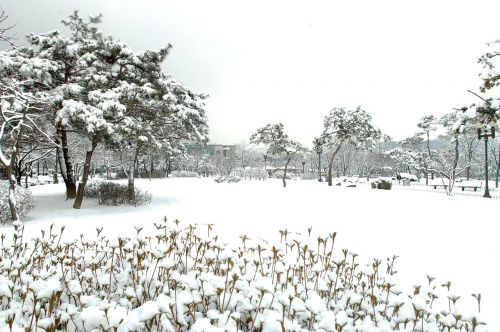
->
456, 182, 482, 192
432, 184, 448, 190
29, 175, 53, 185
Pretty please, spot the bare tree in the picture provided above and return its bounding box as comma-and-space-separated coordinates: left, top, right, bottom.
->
0, 84, 54, 223
0, 8, 16, 47
461, 129, 480, 180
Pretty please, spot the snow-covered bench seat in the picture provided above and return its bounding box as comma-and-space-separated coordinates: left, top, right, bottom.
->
456, 181, 482, 192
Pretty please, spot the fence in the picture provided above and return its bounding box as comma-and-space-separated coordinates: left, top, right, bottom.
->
391, 182, 500, 199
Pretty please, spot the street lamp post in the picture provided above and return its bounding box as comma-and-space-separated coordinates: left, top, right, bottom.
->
477, 126, 495, 198
302, 161, 305, 173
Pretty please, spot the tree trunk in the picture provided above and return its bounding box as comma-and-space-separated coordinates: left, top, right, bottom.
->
446, 137, 460, 195
15, 165, 23, 186
283, 155, 291, 188
5, 166, 19, 223
58, 66, 76, 197
125, 146, 141, 203
128, 165, 135, 203
149, 157, 153, 181
53, 153, 59, 184
73, 137, 98, 209
135, 162, 140, 178
318, 151, 322, 182
496, 142, 500, 189
58, 128, 77, 199
327, 142, 344, 186
3, 115, 26, 224
426, 132, 433, 183
426, 132, 432, 157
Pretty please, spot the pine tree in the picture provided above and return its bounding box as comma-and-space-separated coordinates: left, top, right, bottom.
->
22, 12, 209, 208
320, 107, 381, 186
250, 123, 305, 187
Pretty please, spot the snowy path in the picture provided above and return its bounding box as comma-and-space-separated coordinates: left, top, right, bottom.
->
2, 178, 499, 330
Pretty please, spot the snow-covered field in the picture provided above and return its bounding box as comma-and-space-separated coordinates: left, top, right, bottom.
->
2, 177, 499, 330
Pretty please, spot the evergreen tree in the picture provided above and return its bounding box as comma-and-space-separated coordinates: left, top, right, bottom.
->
250, 123, 305, 187
320, 107, 380, 186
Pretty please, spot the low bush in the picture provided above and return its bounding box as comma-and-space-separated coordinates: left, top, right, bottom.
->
170, 170, 200, 178
231, 167, 268, 181
214, 175, 241, 183
0, 220, 486, 331
377, 179, 392, 190
371, 178, 392, 190
0, 181, 34, 224
84, 181, 151, 206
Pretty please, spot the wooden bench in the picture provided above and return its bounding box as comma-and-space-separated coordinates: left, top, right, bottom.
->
432, 184, 448, 189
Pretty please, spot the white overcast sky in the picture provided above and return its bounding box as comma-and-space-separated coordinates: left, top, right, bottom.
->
2, 0, 500, 145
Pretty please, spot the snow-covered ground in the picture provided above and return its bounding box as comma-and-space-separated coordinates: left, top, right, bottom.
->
2, 177, 499, 330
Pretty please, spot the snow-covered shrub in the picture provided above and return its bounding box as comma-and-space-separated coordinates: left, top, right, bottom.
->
170, 170, 200, 178
371, 178, 392, 190
377, 178, 392, 190
214, 175, 241, 183
225, 175, 241, 183
84, 181, 151, 206
231, 167, 267, 181
0, 220, 487, 331
0, 181, 34, 224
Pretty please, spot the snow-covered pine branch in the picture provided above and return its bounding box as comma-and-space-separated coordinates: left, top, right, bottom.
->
479, 38, 500, 92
